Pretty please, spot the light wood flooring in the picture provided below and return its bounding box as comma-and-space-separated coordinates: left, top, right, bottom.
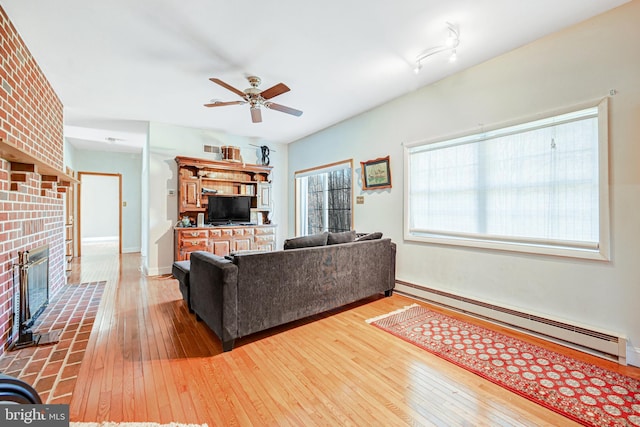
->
67, 245, 640, 426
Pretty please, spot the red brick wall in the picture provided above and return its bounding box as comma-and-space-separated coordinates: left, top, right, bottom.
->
0, 6, 65, 355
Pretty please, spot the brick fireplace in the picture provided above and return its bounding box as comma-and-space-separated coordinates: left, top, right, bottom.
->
0, 7, 66, 356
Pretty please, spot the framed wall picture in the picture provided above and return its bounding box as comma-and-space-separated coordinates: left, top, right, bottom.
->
361, 156, 391, 190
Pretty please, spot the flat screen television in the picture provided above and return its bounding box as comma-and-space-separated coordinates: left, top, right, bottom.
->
207, 195, 252, 225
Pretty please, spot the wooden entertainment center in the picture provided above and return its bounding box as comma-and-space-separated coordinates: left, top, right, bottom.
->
174, 156, 276, 261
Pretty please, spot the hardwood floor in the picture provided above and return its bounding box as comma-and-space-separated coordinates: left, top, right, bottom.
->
67, 246, 640, 426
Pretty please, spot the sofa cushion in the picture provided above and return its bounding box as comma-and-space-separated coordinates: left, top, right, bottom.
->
172, 260, 191, 311
283, 231, 329, 250
172, 260, 191, 284
327, 230, 357, 245
355, 231, 383, 241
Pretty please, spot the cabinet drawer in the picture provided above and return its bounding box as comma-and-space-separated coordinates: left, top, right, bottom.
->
255, 227, 275, 235
254, 234, 275, 244
179, 230, 208, 239
254, 242, 275, 252
210, 228, 234, 239
179, 238, 208, 251
232, 228, 245, 236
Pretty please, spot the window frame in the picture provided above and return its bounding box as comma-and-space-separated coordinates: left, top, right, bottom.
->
403, 98, 610, 260
294, 159, 354, 237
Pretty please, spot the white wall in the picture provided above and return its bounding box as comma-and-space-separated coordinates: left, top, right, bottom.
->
287, 2, 640, 366
73, 149, 143, 253
145, 122, 288, 276
80, 174, 119, 240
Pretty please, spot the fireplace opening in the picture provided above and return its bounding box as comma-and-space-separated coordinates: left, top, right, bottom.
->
10, 244, 58, 350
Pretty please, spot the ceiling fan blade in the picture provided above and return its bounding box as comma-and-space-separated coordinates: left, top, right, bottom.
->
210, 78, 246, 98
265, 102, 303, 117
203, 100, 246, 107
251, 107, 262, 123
260, 83, 290, 100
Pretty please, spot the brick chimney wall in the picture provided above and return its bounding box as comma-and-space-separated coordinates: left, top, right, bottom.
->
0, 7, 66, 356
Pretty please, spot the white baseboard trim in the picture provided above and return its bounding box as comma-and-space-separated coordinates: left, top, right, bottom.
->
395, 281, 628, 365
627, 345, 640, 367
122, 247, 141, 253
144, 266, 173, 277
82, 236, 118, 242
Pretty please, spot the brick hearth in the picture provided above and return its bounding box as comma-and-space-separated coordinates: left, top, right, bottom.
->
0, 281, 104, 404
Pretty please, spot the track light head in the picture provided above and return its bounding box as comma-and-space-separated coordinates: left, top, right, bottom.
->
413, 22, 460, 74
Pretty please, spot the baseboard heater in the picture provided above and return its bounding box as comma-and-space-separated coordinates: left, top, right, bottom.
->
395, 280, 627, 365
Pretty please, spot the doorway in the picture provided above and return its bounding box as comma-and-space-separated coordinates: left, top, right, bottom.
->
78, 172, 122, 256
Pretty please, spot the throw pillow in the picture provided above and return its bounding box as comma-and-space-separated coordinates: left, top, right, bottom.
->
327, 230, 357, 245
283, 231, 329, 250
355, 231, 383, 241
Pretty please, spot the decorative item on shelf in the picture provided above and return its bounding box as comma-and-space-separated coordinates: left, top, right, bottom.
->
181, 216, 191, 227
202, 187, 218, 194
361, 156, 392, 190
250, 144, 275, 166
221, 146, 242, 162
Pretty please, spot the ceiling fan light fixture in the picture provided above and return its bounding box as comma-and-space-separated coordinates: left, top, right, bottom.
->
250, 105, 262, 123
205, 75, 302, 123
414, 22, 460, 74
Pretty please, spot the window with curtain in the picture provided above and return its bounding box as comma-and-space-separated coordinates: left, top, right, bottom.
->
404, 99, 609, 259
295, 160, 353, 236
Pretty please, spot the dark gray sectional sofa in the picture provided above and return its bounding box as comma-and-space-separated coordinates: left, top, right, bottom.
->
188, 235, 396, 351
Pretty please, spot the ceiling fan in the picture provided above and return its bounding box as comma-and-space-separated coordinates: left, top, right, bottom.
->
204, 76, 303, 123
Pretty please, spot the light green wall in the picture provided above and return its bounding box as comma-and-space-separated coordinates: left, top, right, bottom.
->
73, 149, 143, 253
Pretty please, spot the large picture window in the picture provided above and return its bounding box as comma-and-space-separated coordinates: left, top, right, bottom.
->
404, 99, 609, 260
295, 160, 353, 236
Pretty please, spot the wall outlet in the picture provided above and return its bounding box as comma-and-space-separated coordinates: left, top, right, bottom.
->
168, 189, 176, 196
356, 196, 364, 204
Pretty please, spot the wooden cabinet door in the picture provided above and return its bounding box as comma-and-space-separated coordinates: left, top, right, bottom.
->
233, 237, 252, 252
256, 182, 271, 210
181, 179, 200, 209
211, 240, 231, 256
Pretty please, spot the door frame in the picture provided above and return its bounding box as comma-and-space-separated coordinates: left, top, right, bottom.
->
77, 171, 123, 256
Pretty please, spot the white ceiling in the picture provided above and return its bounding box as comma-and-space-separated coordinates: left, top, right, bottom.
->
1, 0, 630, 152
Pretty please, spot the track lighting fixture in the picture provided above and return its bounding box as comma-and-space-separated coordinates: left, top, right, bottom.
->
414, 22, 460, 74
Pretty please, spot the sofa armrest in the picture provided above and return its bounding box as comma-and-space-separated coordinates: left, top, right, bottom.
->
189, 251, 239, 350
390, 241, 397, 292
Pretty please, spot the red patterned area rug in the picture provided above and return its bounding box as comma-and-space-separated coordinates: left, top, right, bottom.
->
367, 304, 640, 427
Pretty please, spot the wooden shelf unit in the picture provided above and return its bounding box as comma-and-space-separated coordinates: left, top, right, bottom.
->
174, 156, 276, 260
